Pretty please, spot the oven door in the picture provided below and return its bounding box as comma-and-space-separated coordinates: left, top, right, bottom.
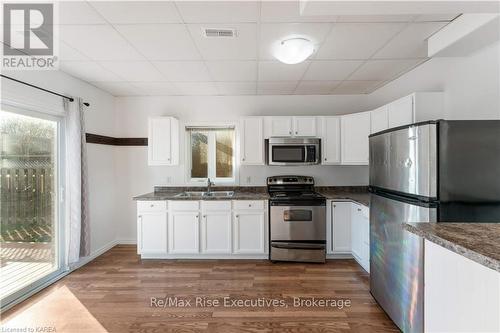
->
270, 203, 326, 241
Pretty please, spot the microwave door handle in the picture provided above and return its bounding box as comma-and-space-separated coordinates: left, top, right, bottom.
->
304, 146, 308, 163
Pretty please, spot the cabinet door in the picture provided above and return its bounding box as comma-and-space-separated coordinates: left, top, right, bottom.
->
331, 202, 351, 253
168, 211, 199, 254
388, 95, 414, 128
138, 212, 167, 254
270, 117, 293, 137
341, 111, 371, 164
148, 117, 179, 166
201, 211, 232, 254
350, 204, 363, 262
322, 117, 341, 164
233, 211, 265, 254
293, 116, 316, 137
370, 106, 389, 134
241, 117, 264, 165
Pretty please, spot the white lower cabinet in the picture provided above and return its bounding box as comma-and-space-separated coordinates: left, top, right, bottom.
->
201, 202, 232, 254
233, 211, 266, 254
168, 211, 200, 254
138, 212, 167, 254
331, 202, 351, 253
137, 200, 267, 258
328, 200, 370, 272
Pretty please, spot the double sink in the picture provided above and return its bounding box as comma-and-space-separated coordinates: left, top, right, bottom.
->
174, 191, 235, 198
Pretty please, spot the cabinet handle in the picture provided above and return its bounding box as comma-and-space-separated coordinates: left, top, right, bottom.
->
357, 208, 362, 212
324, 158, 327, 161
236, 215, 239, 218
289, 131, 292, 135
150, 204, 154, 207
333, 205, 336, 208
248, 204, 252, 207
138, 215, 142, 218
295, 131, 298, 135
242, 157, 245, 161
203, 215, 206, 218
196, 215, 199, 218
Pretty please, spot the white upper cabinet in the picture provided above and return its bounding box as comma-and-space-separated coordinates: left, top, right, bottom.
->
148, 117, 179, 166
321, 116, 341, 164
293, 116, 317, 137
370, 105, 389, 134
387, 94, 414, 128
269, 117, 293, 136
341, 111, 371, 165
240, 117, 264, 165
266, 116, 317, 137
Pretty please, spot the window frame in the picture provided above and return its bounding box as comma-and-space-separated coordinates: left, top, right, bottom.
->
185, 122, 238, 185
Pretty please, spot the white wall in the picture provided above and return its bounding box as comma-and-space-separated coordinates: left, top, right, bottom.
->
368, 41, 500, 120
2, 70, 117, 255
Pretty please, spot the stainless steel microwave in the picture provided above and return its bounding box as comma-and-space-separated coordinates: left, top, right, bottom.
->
266, 138, 321, 165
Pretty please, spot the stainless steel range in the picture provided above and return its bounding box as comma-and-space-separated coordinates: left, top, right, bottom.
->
268, 176, 326, 263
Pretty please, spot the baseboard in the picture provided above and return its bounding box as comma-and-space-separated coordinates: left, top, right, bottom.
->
326, 253, 354, 259
70, 240, 119, 270
115, 239, 137, 245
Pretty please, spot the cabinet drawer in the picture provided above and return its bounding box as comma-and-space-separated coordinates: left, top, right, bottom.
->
169, 201, 200, 211
233, 200, 264, 210
202, 201, 231, 211
137, 201, 167, 212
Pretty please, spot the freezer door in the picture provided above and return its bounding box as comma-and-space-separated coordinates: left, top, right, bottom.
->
369, 123, 437, 199
370, 192, 437, 333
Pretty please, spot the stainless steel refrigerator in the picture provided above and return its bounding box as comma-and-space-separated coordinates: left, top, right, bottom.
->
368, 120, 500, 333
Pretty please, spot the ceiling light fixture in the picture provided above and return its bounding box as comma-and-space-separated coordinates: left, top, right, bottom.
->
272, 38, 314, 65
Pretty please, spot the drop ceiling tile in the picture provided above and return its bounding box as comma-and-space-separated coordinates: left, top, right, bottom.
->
294, 81, 340, 94
59, 25, 144, 61
175, 1, 259, 23
259, 23, 332, 60
260, 2, 337, 23
315, 23, 404, 60
258, 61, 309, 81
115, 24, 201, 61
302, 60, 362, 81
333, 80, 384, 94
99, 61, 166, 82
188, 23, 257, 60
90, 82, 141, 96
153, 61, 211, 82
90, 1, 182, 23
206, 61, 257, 81
173, 82, 218, 95
373, 22, 448, 59
59, 42, 89, 61
216, 82, 257, 95
349, 59, 424, 81
257, 82, 298, 95
336, 15, 415, 23
131, 82, 179, 95
60, 61, 123, 82
59, 2, 107, 24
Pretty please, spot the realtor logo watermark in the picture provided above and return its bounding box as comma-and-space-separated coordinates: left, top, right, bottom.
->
2, 2, 58, 70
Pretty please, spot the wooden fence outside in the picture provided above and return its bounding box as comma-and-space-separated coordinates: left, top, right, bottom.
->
0, 166, 54, 227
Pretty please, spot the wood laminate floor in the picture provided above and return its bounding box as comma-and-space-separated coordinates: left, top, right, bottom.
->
1, 245, 398, 332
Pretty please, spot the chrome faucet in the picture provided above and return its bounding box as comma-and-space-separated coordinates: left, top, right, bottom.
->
207, 178, 214, 194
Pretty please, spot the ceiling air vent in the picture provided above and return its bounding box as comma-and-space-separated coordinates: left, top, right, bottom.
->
204, 28, 237, 38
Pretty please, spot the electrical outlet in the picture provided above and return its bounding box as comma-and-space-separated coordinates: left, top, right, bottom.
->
246, 176, 251, 184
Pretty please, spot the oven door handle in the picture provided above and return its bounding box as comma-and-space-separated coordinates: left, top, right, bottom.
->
271, 242, 325, 250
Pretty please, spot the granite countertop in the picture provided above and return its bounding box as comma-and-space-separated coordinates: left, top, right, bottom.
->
134, 186, 370, 204
404, 222, 500, 272
316, 187, 370, 207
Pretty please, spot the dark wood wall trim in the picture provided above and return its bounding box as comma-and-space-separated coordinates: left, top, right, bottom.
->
86, 133, 147, 146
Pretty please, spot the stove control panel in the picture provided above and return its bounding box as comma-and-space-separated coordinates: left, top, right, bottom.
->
267, 176, 314, 185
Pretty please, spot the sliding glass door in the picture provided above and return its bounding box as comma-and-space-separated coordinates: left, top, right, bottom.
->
0, 109, 64, 307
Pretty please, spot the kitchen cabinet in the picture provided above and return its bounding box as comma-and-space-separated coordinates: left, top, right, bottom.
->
331, 202, 351, 253
240, 117, 264, 165
168, 210, 200, 254
370, 105, 389, 134
148, 116, 179, 166
137, 210, 167, 255
351, 203, 370, 272
293, 116, 316, 136
321, 116, 341, 164
233, 211, 265, 254
200, 201, 232, 254
341, 111, 371, 165
269, 117, 293, 136
387, 94, 414, 128
424, 240, 499, 332
267, 116, 317, 137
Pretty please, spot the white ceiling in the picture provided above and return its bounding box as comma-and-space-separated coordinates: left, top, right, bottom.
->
4, 1, 460, 96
